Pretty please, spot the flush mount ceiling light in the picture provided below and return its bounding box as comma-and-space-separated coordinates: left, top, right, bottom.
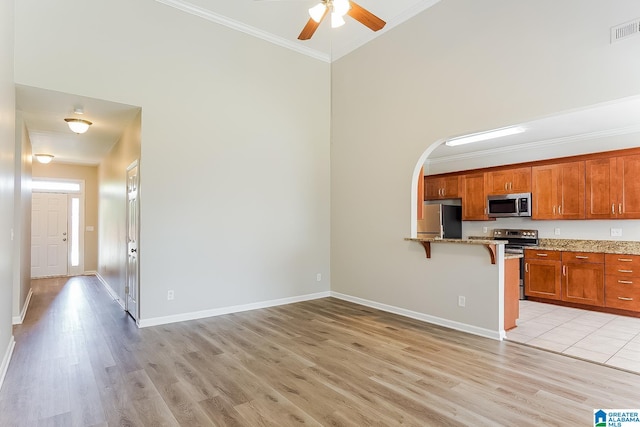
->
445, 126, 526, 147
64, 107, 92, 134
34, 154, 54, 164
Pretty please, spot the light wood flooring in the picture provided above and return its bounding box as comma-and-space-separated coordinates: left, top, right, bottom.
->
1, 276, 639, 426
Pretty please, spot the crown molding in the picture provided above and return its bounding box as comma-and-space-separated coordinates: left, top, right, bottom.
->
154, 0, 331, 62
331, 0, 441, 60
426, 124, 640, 166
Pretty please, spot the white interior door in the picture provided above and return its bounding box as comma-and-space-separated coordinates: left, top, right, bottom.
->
31, 193, 69, 278
125, 162, 140, 320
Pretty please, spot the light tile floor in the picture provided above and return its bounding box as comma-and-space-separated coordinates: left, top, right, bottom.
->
506, 300, 640, 373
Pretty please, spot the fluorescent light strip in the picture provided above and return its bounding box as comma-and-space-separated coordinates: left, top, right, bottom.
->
445, 126, 525, 147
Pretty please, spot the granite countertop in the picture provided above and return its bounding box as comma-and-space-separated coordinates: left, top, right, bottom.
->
530, 239, 640, 255
405, 237, 506, 245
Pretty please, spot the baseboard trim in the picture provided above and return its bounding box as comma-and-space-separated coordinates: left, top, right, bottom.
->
330, 291, 505, 341
0, 336, 15, 391
94, 273, 125, 310
138, 291, 331, 328
12, 288, 33, 325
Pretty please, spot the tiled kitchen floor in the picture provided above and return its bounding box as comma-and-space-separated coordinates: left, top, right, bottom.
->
506, 300, 640, 374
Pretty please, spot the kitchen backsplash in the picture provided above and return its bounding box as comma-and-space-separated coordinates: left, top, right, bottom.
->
462, 217, 640, 241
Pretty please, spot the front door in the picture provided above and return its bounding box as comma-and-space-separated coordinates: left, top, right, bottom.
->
125, 161, 140, 320
31, 193, 68, 278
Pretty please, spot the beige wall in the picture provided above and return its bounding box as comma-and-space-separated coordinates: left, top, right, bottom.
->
98, 111, 141, 302
32, 162, 99, 272
0, 0, 15, 378
330, 0, 640, 328
12, 116, 31, 321
14, 0, 331, 322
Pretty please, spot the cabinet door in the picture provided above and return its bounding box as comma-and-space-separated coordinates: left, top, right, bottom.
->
486, 170, 512, 195
441, 176, 460, 199
562, 262, 604, 306
557, 161, 585, 219
509, 167, 532, 193
617, 154, 640, 219
424, 176, 443, 200
524, 259, 562, 300
585, 158, 616, 219
531, 165, 557, 219
462, 173, 489, 220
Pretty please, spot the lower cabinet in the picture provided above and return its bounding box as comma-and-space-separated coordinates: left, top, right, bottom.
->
525, 249, 639, 313
561, 251, 604, 307
524, 250, 562, 300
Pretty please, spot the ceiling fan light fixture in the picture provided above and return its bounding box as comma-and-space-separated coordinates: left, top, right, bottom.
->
64, 118, 93, 134
308, 3, 327, 23
34, 154, 54, 164
331, 12, 345, 28
333, 0, 350, 16
445, 126, 526, 147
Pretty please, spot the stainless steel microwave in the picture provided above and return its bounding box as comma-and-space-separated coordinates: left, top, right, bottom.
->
487, 193, 532, 217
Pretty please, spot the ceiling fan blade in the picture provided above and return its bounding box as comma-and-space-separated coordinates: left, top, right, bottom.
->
298, 7, 328, 40
347, 1, 386, 32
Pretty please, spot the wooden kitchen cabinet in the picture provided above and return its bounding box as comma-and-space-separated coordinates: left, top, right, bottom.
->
605, 253, 640, 312
486, 167, 531, 195
461, 172, 491, 220
586, 154, 640, 219
524, 249, 562, 300
424, 175, 460, 200
561, 251, 604, 307
504, 257, 520, 330
531, 161, 585, 220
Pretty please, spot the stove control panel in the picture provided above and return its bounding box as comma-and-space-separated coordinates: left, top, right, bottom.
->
493, 229, 538, 239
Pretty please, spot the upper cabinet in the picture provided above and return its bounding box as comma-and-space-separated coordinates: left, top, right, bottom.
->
424, 175, 460, 200
462, 172, 491, 220
532, 162, 585, 220
486, 167, 531, 195
586, 154, 640, 219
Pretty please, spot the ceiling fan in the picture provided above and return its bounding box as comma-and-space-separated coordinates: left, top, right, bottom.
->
298, 0, 386, 40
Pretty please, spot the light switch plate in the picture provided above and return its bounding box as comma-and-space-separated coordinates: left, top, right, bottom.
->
554, 228, 561, 236
611, 228, 623, 237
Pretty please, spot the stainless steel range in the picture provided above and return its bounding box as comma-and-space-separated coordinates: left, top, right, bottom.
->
493, 229, 539, 299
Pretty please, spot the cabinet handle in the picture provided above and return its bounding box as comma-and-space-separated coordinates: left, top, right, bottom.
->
504, 182, 508, 191
617, 269, 633, 273
619, 203, 622, 214
575, 255, 589, 259
617, 297, 634, 301
618, 280, 634, 284
618, 258, 633, 262
536, 253, 548, 257
553, 206, 556, 215
509, 182, 512, 190
525, 262, 528, 273
612, 203, 616, 214
563, 265, 567, 276
558, 205, 562, 215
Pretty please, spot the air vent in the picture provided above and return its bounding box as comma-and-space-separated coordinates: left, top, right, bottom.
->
611, 18, 640, 43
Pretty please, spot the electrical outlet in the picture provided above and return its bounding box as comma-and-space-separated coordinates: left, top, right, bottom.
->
316, 273, 322, 282
458, 296, 466, 307
554, 228, 561, 236
167, 290, 174, 300
611, 228, 623, 237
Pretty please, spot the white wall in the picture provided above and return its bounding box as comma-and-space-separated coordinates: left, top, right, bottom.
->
0, 0, 15, 385
14, 0, 331, 322
98, 111, 141, 302
12, 116, 31, 323
331, 0, 640, 329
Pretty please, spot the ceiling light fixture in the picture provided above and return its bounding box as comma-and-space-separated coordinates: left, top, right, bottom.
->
445, 126, 526, 147
308, 0, 350, 28
64, 107, 92, 134
34, 154, 54, 164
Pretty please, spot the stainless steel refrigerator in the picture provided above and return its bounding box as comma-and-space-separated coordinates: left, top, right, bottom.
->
417, 204, 462, 239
